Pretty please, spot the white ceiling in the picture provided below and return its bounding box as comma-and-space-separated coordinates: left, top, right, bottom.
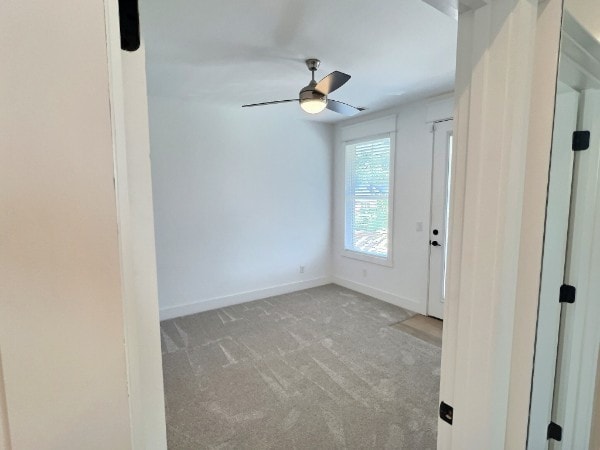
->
568, 0, 600, 41
140, 0, 457, 122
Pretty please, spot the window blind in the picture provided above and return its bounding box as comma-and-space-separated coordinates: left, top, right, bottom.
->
345, 137, 391, 258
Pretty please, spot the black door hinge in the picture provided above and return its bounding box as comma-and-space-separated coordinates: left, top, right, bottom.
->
547, 422, 562, 441
559, 284, 576, 304
573, 131, 590, 151
119, 0, 140, 51
439, 401, 453, 425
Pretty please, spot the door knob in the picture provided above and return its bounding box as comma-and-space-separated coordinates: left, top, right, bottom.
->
430, 240, 441, 247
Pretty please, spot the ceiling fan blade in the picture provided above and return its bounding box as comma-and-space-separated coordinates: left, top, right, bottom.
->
326, 99, 364, 116
242, 99, 299, 108
315, 71, 351, 95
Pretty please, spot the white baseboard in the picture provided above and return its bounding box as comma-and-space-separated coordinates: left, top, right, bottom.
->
331, 276, 425, 315
159, 276, 332, 321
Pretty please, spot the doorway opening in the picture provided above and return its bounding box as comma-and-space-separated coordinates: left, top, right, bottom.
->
427, 119, 454, 320
139, 0, 458, 447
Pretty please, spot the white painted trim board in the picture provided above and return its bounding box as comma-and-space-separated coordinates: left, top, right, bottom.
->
332, 276, 426, 315
438, 0, 561, 448
160, 276, 426, 321
160, 277, 331, 320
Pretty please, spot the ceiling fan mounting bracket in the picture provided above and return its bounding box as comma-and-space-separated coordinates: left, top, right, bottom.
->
305, 58, 321, 72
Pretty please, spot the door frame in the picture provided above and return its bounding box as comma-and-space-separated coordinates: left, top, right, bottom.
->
529, 14, 600, 445
427, 118, 454, 319
104, 0, 167, 447
551, 89, 600, 449
438, 0, 565, 448
102, 0, 567, 448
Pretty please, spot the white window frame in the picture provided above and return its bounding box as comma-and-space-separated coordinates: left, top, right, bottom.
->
342, 132, 396, 267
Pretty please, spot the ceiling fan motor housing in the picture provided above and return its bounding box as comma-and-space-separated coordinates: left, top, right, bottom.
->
299, 81, 326, 102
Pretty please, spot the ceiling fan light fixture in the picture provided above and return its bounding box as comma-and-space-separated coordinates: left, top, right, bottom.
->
300, 97, 327, 114
299, 82, 327, 114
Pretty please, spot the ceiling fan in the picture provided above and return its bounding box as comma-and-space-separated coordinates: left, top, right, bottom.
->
242, 59, 365, 116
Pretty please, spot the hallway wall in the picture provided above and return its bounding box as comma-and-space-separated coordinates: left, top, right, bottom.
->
0, 0, 133, 447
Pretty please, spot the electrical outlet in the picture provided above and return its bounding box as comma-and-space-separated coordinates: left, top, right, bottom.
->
362, 269, 367, 278
299, 266, 305, 274
416, 221, 424, 232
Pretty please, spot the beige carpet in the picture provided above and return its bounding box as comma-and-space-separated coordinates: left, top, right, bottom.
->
160, 284, 441, 449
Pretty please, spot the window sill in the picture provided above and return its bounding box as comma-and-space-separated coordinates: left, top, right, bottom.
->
341, 249, 393, 267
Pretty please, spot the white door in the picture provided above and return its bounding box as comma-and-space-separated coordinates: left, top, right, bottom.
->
549, 89, 600, 449
428, 119, 453, 319
527, 86, 580, 448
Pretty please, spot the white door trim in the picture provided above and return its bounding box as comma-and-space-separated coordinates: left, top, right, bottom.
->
438, 0, 564, 448
103, 0, 167, 448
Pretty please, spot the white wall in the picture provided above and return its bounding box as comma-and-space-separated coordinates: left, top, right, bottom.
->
0, 356, 9, 449
0, 0, 134, 448
332, 96, 453, 314
149, 97, 334, 319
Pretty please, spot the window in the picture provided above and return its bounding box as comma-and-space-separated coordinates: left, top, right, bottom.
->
344, 134, 394, 264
